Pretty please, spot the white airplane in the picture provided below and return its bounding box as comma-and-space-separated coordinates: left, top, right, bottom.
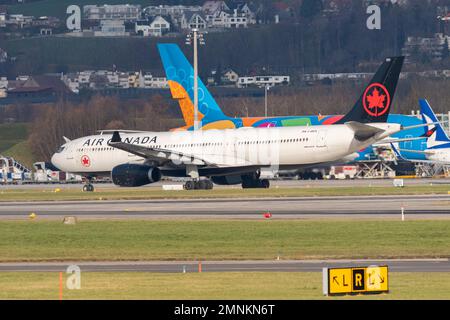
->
391, 99, 450, 164
51, 56, 429, 191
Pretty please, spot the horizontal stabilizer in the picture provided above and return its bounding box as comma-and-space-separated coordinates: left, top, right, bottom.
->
345, 121, 385, 141
374, 136, 426, 145
393, 148, 435, 155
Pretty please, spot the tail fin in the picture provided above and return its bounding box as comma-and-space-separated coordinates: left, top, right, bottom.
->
157, 43, 226, 127
419, 99, 450, 149
390, 142, 406, 161
336, 56, 404, 124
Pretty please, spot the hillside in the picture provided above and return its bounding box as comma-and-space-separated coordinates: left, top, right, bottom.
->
0, 123, 36, 169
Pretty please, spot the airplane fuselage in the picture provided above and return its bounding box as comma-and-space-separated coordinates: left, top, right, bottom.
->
51, 123, 399, 177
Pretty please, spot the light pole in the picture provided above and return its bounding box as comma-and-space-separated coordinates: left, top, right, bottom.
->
264, 84, 270, 117
186, 28, 205, 130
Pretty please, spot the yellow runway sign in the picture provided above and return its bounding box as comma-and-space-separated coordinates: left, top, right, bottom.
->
323, 266, 388, 296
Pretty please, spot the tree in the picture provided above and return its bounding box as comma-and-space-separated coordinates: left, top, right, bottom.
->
300, 0, 323, 19
442, 37, 449, 61
214, 63, 222, 86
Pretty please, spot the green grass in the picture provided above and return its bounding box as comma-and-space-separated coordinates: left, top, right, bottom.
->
0, 122, 35, 168
0, 185, 449, 202
1, 141, 36, 169
0, 220, 449, 262
0, 123, 29, 152
1, 272, 449, 299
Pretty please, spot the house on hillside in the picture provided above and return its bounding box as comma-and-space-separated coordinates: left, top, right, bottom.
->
83, 4, 142, 22
94, 20, 128, 36
0, 6, 7, 27
7, 75, 72, 98
135, 16, 170, 36
181, 11, 207, 30
0, 48, 7, 63
202, 1, 230, 16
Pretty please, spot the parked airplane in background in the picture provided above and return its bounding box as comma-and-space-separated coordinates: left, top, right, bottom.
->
391, 99, 450, 165
158, 43, 427, 163
51, 56, 433, 191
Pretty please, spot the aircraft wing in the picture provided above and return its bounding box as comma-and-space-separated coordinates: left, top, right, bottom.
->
108, 131, 212, 166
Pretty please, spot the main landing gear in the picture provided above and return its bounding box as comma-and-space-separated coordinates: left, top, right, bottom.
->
82, 178, 95, 192
183, 179, 214, 190
183, 164, 214, 190
241, 173, 270, 189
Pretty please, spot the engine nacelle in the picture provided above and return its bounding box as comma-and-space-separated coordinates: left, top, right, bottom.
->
111, 164, 161, 187
211, 175, 242, 185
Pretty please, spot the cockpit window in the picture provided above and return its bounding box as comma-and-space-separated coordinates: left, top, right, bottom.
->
56, 146, 65, 153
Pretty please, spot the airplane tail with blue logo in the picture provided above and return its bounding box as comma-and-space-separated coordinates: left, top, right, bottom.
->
419, 99, 450, 149
158, 43, 227, 128
336, 56, 404, 124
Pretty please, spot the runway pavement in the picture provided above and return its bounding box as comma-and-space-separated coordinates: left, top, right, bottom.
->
0, 259, 448, 273
0, 194, 448, 219
5, 178, 450, 190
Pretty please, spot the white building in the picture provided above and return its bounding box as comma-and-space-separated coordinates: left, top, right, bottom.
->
207, 9, 249, 28
202, 1, 230, 16
94, 20, 128, 37
118, 72, 130, 88
402, 33, 450, 62
6, 14, 33, 27
237, 75, 290, 88
181, 11, 207, 30
0, 48, 7, 63
0, 7, 6, 27
135, 16, 170, 37
143, 5, 201, 18
83, 4, 141, 21
137, 71, 168, 88
0, 77, 7, 98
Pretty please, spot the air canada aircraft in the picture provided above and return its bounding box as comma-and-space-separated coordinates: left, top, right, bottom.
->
159, 43, 427, 162
51, 56, 434, 190
391, 99, 450, 164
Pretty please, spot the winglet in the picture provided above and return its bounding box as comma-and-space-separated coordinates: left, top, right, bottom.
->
63, 136, 71, 143
111, 131, 122, 143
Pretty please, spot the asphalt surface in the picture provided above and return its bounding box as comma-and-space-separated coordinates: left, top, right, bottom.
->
0, 194, 448, 219
5, 178, 450, 190
0, 259, 448, 273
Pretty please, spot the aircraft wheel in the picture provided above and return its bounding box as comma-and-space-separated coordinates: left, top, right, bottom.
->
197, 180, 207, 190
260, 179, 270, 188
184, 181, 195, 190
83, 184, 94, 192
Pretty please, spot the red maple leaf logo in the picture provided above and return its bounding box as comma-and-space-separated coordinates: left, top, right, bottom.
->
366, 88, 386, 112
363, 83, 390, 117
81, 155, 90, 167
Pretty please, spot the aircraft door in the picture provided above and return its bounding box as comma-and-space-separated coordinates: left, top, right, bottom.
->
316, 130, 327, 148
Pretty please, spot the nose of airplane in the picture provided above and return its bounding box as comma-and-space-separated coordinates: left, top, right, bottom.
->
51, 153, 62, 171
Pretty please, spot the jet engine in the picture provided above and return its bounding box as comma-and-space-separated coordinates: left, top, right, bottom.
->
111, 164, 161, 187
210, 175, 242, 185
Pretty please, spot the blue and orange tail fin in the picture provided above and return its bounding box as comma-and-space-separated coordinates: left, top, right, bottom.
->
157, 43, 226, 127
